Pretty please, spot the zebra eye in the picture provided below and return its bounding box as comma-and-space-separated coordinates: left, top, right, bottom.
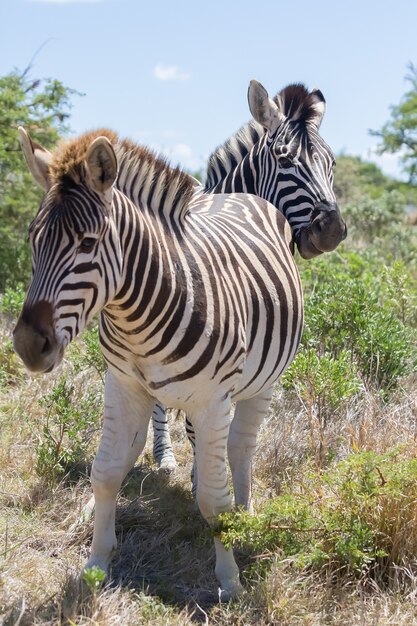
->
278, 156, 293, 169
79, 236, 97, 254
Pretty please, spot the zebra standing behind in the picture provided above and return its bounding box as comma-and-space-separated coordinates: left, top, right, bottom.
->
152, 79, 347, 475
14, 124, 303, 598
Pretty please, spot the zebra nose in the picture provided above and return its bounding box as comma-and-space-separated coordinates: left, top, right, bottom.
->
310, 203, 347, 250
13, 301, 59, 372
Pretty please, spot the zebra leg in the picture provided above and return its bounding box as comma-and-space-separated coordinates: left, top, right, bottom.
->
152, 401, 177, 472
85, 370, 155, 574
228, 387, 274, 512
193, 394, 243, 600
185, 415, 197, 496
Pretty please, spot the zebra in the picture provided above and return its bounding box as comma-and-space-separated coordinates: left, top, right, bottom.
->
14, 124, 304, 599
152, 79, 347, 478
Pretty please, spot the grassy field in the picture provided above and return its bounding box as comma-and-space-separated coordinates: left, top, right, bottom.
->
1, 299, 417, 625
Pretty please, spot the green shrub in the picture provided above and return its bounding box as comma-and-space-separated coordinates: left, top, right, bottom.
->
343, 190, 407, 241
282, 348, 361, 418
217, 449, 417, 582
381, 260, 417, 327
0, 283, 25, 319
35, 376, 102, 483
68, 324, 107, 381
294, 252, 417, 396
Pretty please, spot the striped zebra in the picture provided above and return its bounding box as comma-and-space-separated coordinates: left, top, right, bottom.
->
153, 79, 347, 476
14, 125, 303, 598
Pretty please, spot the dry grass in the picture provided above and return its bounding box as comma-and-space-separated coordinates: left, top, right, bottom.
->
1, 318, 417, 624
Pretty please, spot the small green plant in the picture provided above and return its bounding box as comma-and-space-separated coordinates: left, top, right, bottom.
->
82, 565, 106, 591
68, 323, 107, 381
35, 377, 102, 483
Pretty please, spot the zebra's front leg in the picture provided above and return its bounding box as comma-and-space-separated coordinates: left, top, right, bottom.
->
152, 401, 177, 472
194, 395, 243, 600
228, 388, 273, 512
85, 370, 155, 573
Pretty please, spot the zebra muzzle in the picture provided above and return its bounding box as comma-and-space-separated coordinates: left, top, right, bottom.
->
13, 301, 62, 373
296, 206, 347, 258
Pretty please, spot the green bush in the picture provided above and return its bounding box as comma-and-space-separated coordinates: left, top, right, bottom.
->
293, 252, 417, 396
68, 323, 107, 381
35, 377, 102, 483
282, 348, 361, 419
343, 190, 406, 241
218, 449, 417, 582
0, 283, 25, 319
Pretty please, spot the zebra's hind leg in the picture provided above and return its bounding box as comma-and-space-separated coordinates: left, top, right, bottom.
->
228, 387, 274, 512
193, 394, 243, 600
152, 401, 177, 472
185, 415, 197, 497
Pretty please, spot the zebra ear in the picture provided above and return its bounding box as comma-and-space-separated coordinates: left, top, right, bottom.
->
85, 136, 118, 194
309, 88, 326, 128
248, 80, 284, 132
18, 127, 52, 190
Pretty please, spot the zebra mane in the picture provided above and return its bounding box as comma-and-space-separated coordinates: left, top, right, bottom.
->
49, 129, 195, 219
205, 83, 320, 189
276, 83, 324, 126
205, 120, 264, 190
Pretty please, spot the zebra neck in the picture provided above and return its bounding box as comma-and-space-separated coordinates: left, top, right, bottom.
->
107, 189, 185, 324
205, 120, 264, 190
206, 146, 260, 195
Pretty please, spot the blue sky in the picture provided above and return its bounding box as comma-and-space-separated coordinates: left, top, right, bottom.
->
1, 0, 417, 179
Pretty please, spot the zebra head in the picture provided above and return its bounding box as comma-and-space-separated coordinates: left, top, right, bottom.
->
13, 128, 122, 373
248, 80, 347, 259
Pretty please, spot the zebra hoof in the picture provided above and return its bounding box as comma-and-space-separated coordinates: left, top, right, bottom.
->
157, 459, 177, 474
218, 581, 244, 602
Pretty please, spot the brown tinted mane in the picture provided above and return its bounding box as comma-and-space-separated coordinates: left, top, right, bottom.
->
49, 129, 118, 186
48, 129, 194, 216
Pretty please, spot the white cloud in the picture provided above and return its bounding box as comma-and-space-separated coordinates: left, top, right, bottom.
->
153, 63, 190, 82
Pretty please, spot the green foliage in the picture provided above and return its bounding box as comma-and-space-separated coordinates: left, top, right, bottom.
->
334, 154, 417, 209
82, 566, 107, 591
218, 449, 417, 580
294, 252, 417, 396
343, 190, 406, 240
370, 63, 417, 183
282, 348, 361, 420
68, 323, 107, 381
0, 285, 26, 385
334, 155, 390, 206
382, 260, 417, 326
0, 337, 24, 386
35, 376, 101, 483
0, 283, 25, 318
0, 68, 79, 290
